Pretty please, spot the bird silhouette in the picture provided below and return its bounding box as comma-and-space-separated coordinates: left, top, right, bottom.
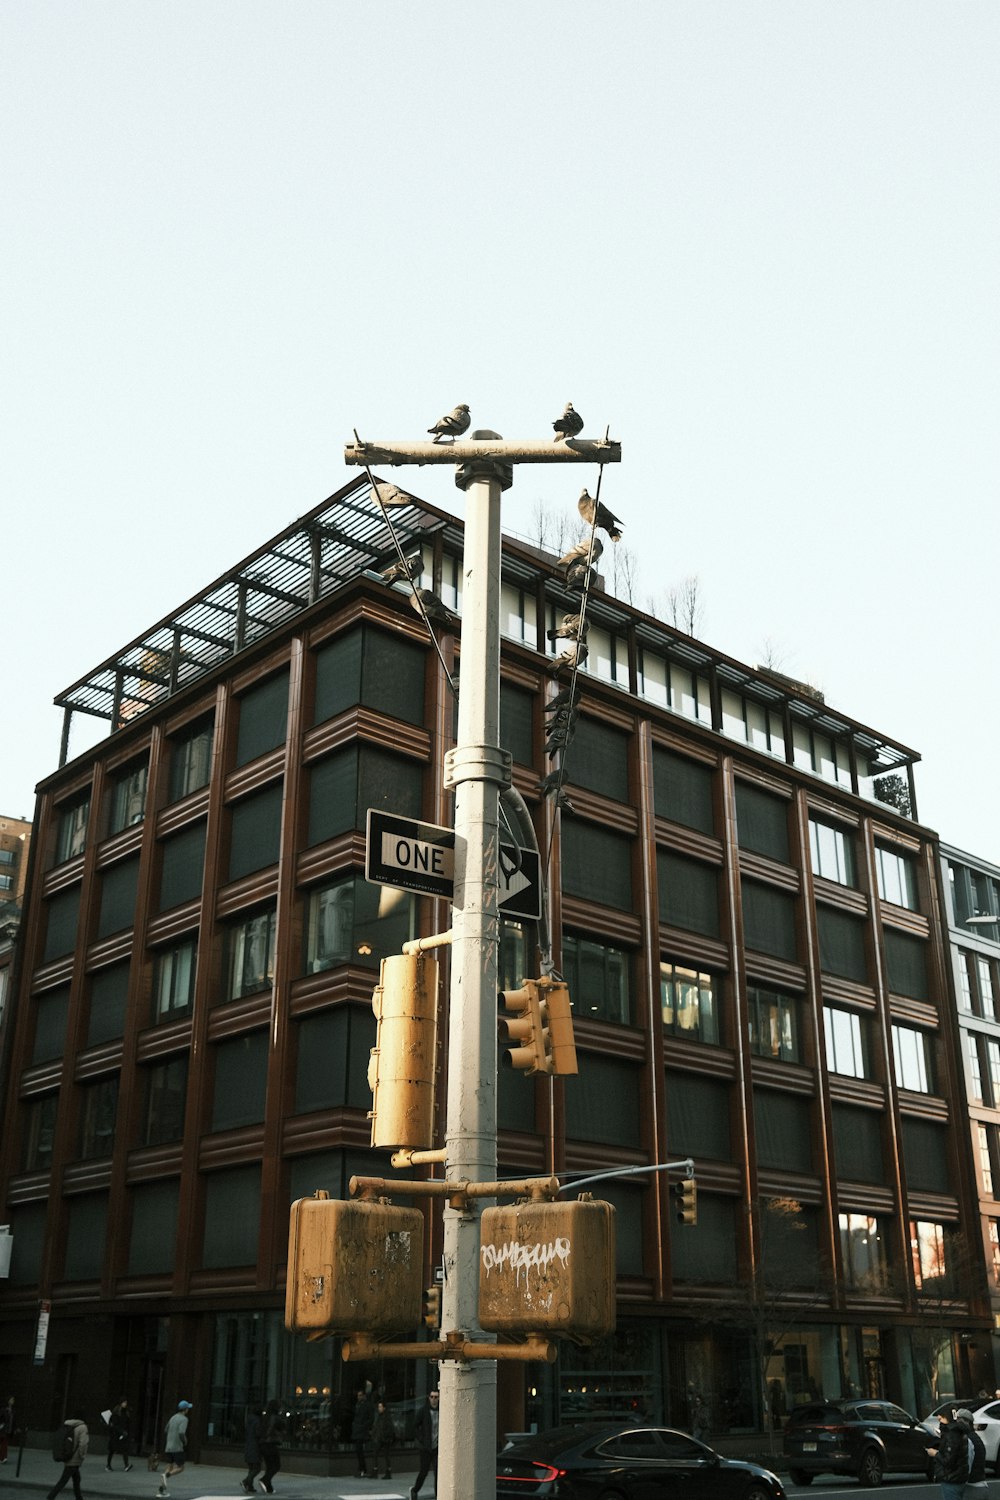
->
547, 613, 589, 642
549, 642, 588, 675
409, 588, 458, 628
556, 537, 603, 569
379, 554, 423, 586
552, 402, 584, 442
564, 561, 599, 594
374, 480, 417, 507
428, 404, 471, 443
544, 682, 582, 715
578, 488, 624, 541
539, 771, 576, 811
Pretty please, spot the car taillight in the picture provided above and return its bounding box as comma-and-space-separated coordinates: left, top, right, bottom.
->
496, 1463, 566, 1483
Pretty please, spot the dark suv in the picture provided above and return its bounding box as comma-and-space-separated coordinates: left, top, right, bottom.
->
783, 1399, 935, 1486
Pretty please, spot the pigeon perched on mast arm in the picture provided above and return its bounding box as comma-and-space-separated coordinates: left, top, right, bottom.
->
427, 404, 471, 443
578, 488, 624, 541
552, 402, 584, 442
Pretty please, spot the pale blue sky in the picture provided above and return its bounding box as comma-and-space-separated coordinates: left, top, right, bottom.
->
3, 3, 998, 858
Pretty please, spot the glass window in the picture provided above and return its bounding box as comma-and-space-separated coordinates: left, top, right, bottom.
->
876, 846, 919, 910
308, 746, 422, 849
735, 783, 790, 863
88, 963, 129, 1045
666, 1073, 731, 1160
754, 1092, 812, 1171
652, 748, 714, 835
817, 907, 868, 982
128, 1179, 180, 1274
295, 1007, 376, 1114
839, 1212, 887, 1290
154, 939, 197, 1022
109, 762, 148, 834
22, 1094, 59, 1171
968, 1033, 985, 1103
97, 857, 139, 939
989, 1221, 1000, 1289
564, 1055, 641, 1147
988, 1039, 1000, 1105
978, 957, 997, 1020
957, 952, 974, 1012
669, 665, 711, 723
501, 580, 537, 647
742, 881, 797, 961
500, 682, 534, 767
902, 1117, 949, 1194
43, 887, 81, 962
569, 718, 629, 803
562, 820, 632, 910
226, 907, 277, 999
79, 1077, 119, 1159
169, 720, 214, 802
563, 933, 631, 1025
160, 822, 206, 910
314, 624, 426, 727
142, 1057, 188, 1145
0, 874, 12, 892
235, 670, 289, 766
721, 688, 747, 743
809, 818, 856, 886
671, 1194, 737, 1283
56, 796, 90, 863
832, 1104, 884, 1183
661, 964, 718, 1043
64, 1193, 108, 1280
884, 929, 929, 1000
638, 648, 667, 707
748, 986, 800, 1062
33, 986, 69, 1063
658, 851, 719, 937
203, 1164, 261, 1268
212, 1031, 269, 1131
228, 784, 283, 881
499, 919, 528, 992
305, 876, 414, 975
910, 1219, 948, 1294
825, 1006, 869, 1079
892, 1024, 933, 1093
979, 1125, 995, 1197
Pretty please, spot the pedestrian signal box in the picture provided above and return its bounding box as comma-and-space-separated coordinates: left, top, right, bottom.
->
369, 952, 439, 1149
285, 1191, 424, 1334
479, 1196, 616, 1343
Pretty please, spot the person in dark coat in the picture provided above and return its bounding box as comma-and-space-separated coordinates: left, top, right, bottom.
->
241, 1405, 262, 1495
371, 1401, 397, 1480
955, 1407, 988, 1494
0, 1395, 16, 1464
258, 1400, 284, 1495
105, 1399, 132, 1472
933, 1407, 970, 1500
410, 1390, 439, 1500
46, 1418, 89, 1500
350, 1388, 374, 1478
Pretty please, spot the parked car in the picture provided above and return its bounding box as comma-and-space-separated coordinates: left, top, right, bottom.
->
921, 1397, 1000, 1475
496, 1422, 786, 1499
783, 1398, 935, 1486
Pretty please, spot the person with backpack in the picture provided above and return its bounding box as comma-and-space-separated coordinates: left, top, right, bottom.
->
105, 1397, 132, 1472
258, 1398, 285, 1495
46, 1417, 88, 1500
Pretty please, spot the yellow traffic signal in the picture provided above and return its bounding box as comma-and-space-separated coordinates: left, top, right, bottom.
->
675, 1176, 697, 1226
423, 1284, 441, 1330
499, 980, 549, 1074
368, 953, 439, 1149
537, 978, 578, 1076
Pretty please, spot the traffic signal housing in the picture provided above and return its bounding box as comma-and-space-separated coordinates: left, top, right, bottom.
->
537, 977, 578, 1076
499, 980, 548, 1074
368, 952, 439, 1149
285, 1190, 424, 1333
479, 1196, 616, 1342
423, 1284, 441, 1331
675, 1176, 697, 1226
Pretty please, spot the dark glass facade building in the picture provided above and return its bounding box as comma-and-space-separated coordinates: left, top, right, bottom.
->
0, 475, 991, 1466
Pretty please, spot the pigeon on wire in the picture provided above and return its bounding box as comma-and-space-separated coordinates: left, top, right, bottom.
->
539, 770, 576, 811
428, 404, 471, 443
547, 613, 589, 643
578, 488, 624, 541
564, 561, 599, 594
549, 641, 588, 675
544, 681, 582, 715
552, 402, 584, 442
374, 480, 418, 507
379, 554, 423, 587
556, 536, 603, 569
409, 587, 458, 628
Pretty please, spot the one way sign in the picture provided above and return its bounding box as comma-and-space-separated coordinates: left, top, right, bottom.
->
366, 810, 541, 919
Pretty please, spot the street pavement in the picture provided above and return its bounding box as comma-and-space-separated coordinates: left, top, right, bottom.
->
0, 1449, 423, 1500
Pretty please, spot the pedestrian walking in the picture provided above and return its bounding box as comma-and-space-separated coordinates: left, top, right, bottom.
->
372, 1400, 397, 1479
157, 1400, 193, 1496
410, 1389, 439, 1500
105, 1398, 133, 1472
47, 1417, 88, 1500
0, 1394, 15, 1463
956, 1407, 989, 1498
258, 1399, 285, 1495
932, 1406, 970, 1500
351, 1387, 374, 1478
241, 1404, 262, 1495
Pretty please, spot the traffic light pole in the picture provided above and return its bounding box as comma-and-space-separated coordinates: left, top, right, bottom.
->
345, 428, 620, 1500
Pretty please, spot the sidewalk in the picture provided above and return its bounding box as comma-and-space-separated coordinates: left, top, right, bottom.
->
0, 1448, 422, 1500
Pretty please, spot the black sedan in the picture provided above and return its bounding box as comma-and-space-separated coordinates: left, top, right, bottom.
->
496, 1422, 786, 1499
783, 1398, 935, 1486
